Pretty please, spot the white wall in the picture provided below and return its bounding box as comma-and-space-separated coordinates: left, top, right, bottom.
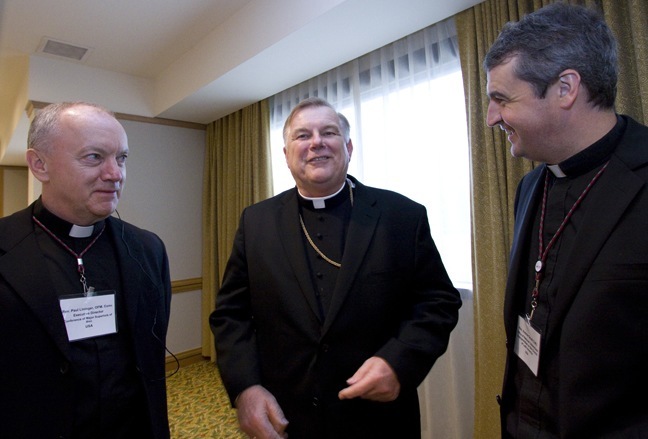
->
116, 119, 205, 357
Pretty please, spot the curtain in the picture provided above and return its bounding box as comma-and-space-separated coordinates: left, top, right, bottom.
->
269, 18, 471, 288
269, 18, 474, 438
456, 1, 647, 438
605, 0, 648, 122
201, 100, 273, 360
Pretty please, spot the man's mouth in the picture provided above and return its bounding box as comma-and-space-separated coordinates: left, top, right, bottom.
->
308, 156, 329, 163
499, 124, 516, 141
96, 188, 119, 195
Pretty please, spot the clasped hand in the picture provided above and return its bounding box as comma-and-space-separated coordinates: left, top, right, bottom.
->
236, 357, 400, 439
338, 356, 401, 402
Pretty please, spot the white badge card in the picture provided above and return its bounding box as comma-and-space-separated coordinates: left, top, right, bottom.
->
59, 291, 117, 341
514, 315, 542, 376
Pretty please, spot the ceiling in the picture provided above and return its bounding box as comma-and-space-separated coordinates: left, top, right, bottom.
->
0, 0, 483, 166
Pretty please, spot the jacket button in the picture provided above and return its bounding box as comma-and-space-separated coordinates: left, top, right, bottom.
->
60, 362, 70, 374
312, 397, 320, 407
321, 344, 329, 353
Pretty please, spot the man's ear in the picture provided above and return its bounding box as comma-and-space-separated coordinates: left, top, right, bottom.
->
25, 149, 50, 183
557, 69, 581, 109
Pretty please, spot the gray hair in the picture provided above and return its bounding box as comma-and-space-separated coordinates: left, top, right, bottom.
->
484, 2, 617, 109
28, 101, 116, 151
282, 96, 351, 143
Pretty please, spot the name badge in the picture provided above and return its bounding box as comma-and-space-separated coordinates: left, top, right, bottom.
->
514, 315, 541, 376
59, 291, 117, 342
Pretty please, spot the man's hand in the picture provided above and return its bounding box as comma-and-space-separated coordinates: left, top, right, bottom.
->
235, 385, 289, 439
337, 356, 401, 402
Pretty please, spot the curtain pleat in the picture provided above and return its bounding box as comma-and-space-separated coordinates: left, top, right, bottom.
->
201, 100, 273, 360
456, 0, 647, 437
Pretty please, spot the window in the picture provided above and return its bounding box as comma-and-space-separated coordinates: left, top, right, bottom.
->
269, 18, 471, 290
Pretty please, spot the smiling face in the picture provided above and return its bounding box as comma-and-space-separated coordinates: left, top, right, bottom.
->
28, 105, 128, 225
283, 105, 353, 197
486, 57, 564, 163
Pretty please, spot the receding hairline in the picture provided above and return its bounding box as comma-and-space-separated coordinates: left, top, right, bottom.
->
28, 101, 120, 152
282, 97, 349, 143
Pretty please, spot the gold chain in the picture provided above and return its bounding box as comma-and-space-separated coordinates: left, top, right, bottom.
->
299, 181, 353, 269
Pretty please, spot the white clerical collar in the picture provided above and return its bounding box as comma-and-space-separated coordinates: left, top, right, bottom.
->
69, 224, 94, 238
298, 180, 350, 209
547, 164, 567, 178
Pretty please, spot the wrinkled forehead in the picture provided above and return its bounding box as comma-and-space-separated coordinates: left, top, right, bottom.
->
291, 106, 340, 129
55, 108, 128, 150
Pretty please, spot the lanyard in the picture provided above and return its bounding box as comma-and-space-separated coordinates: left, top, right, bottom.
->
527, 161, 609, 322
32, 215, 105, 295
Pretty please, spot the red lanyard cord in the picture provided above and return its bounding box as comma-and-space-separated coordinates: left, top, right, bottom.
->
527, 161, 610, 321
32, 215, 105, 295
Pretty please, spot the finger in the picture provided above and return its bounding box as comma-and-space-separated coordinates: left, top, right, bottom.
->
267, 400, 289, 434
345, 359, 371, 386
338, 377, 370, 400
338, 360, 373, 399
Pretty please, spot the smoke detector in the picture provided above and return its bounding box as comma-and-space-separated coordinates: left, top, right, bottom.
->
37, 37, 92, 62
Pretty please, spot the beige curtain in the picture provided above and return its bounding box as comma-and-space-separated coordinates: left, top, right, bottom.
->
456, 1, 647, 438
201, 99, 273, 360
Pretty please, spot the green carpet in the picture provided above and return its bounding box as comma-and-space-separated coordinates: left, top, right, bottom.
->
167, 360, 246, 438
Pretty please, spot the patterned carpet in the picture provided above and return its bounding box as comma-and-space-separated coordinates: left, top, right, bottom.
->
167, 360, 246, 439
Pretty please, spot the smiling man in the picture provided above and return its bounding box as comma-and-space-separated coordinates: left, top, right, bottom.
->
211, 97, 461, 439
0, 102, 172, 438
484, 3, 648, 438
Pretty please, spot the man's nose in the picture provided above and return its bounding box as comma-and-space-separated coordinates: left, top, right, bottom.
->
103, 159, 124, 181
486, 101, 501, 127
310, 131, 324, 148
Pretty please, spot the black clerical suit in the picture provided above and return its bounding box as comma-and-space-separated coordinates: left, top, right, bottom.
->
500, 116, 648, 438
0, 200, 172, 439
211, 176, 461, 439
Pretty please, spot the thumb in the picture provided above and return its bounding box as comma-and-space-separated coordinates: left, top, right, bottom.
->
267, 399, 289, 432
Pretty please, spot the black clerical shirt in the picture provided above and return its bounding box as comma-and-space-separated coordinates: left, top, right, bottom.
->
506, 116, 626, 438
298, 182, 353, 321
32, 200, 151, 438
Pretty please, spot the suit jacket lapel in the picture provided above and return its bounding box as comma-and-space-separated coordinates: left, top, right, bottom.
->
544, 157, 643, 345
504, 167, 544, 339
107, 218, 163, 337
323, 183, 380, 334
277, 190, 324, 322
0, 212, 73, 361
107, 219, 141, 332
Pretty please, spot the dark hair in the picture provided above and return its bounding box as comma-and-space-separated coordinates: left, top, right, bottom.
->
484, 2, 617, 108
282, 96, 350, 143
28, 101, 116, 151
